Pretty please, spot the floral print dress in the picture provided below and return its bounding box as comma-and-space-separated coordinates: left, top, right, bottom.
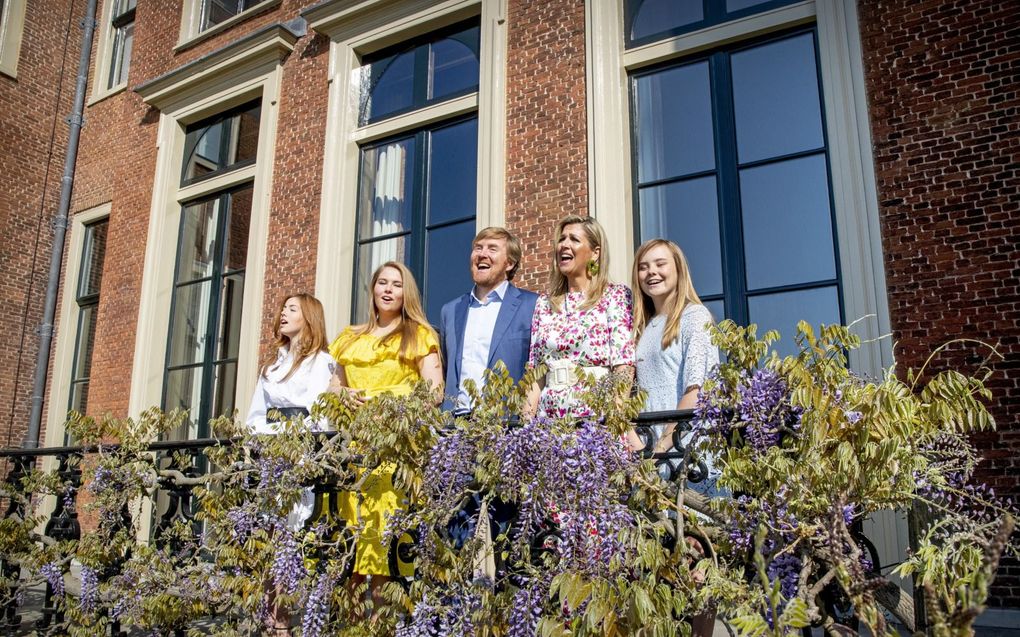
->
529, 283, 636, 419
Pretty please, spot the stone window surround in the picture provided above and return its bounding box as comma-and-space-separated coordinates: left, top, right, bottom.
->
586, 0, 892, 380
130, 23, 297, 429
90, 0, 135, 104
303, 0, 508, 337
45, 204, 111, 447
176, 0, 282, 52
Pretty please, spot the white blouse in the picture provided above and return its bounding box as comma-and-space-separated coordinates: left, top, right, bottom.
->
245, 348, 336, 434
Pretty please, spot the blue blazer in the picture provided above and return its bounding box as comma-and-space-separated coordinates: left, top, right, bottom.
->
439, 283, 538, 411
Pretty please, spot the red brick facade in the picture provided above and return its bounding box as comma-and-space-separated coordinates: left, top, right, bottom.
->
858, 0, 1020, 605
0, 0, 82, 449
1, 0, 1018, 609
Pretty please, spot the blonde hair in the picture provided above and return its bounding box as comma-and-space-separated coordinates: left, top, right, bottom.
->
631, 239, 707, 349
547, 215, 610, 313
339, 261, 440, 364
474, 226, 523, 280
259, 293, 329, 381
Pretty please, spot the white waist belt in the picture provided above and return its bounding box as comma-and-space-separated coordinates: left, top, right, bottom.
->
545, 360, 609, 389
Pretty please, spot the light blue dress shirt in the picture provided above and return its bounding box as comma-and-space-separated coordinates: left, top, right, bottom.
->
457, 279, 509, 409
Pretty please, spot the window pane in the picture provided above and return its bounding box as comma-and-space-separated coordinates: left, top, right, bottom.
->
223, 187, 252, 273
638, 176, 723, 297
354, 236, 409, 322
427, 119, 477, 225
363, 50, 415, 123
359, 137, 416, 239
78, 220, 109, 298
69, 381, 89, 414
202, 0, 253, 30
747, 286, 840, 358
216, 273, 245, 361
739, 154, 836, 291
703, 299, 725, 325
634, 61, 715, 182
168, 281, 213, 366
182, 102, 261, 182
212, 362, 238, 420
177, 198, 220, 282
430, 27, 480, 100
731, 33, 824, 164
72, 305, 98, 379
425, 220, 475, 324
630, 0, 702, 43
107, 21, 133, 89
165, 366, 204, 439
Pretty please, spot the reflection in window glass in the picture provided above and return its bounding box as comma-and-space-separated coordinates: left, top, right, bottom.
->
630, 0, 702, 43
639, 176, 723, 297
106, 0, 135, 89
427, 119, 478, 226
430, 30, 480, 99
201, 0, 262, 31
181, 101, 261, 183
634, 61, 715, 183
740, 154, 836, 291
425, 220, 475, 323
731, 33, 824, 164
360, 21, 480, 124
354, 117, 478, 324
68, 220, 109, 420
632, 29, 841, 335
164, 186, 252, 437
747, 286, 841, 358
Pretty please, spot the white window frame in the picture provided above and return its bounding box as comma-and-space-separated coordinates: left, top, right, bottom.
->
0, 0, 27, 78
304, 0, 507, 336
44, 204, 112, 448
587, 0, 892, 378
176, 0, 281, 52
91, 0, 135, 103
131, 24, 297, 429
587, 0, 901, 589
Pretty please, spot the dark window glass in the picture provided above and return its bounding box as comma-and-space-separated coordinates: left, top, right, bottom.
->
634, 60, 715, 182
68, 219, 109, 423
730, 33, 824, 164
106, 0, 135, 89
164, 185, 251, 438
181, 100, 261, 184
632, 30, 842, 347
626, 0, 801, 47
200, 0, 262, 31
354, 117, 478, 325
360, 21, 480, 124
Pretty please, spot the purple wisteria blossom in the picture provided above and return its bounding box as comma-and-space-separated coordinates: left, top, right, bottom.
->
270, 521, 305, 596
40, 562, 64, 598
79, 565, 99, 615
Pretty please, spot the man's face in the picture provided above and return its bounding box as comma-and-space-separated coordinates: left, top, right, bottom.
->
471, 237, 513, 289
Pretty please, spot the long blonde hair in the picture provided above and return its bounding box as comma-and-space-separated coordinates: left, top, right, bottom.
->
547, 215, 611, 313
631, 239, 706, 349
339, 261, 439, 364
259, 293, 329, 381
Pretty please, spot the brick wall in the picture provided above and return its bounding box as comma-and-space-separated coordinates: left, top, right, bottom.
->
0, 0, 84, 449
503, 0, 589, 293
858, 0, 1020, 606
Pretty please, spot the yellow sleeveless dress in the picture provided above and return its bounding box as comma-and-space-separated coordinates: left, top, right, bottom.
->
328, 324, 439, 576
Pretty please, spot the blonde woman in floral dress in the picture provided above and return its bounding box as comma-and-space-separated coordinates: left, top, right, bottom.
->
328, 261, 443, 609
525, 215, 636, 420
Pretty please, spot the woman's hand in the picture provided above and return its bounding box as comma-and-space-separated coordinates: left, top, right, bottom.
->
329, 366, 365, 406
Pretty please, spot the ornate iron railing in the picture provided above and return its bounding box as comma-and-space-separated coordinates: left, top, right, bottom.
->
0, 411, 884, 636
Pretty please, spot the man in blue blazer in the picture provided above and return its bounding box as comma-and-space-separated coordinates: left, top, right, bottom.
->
439, 227, 538, 413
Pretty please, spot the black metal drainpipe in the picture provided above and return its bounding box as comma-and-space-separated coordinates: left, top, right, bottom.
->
24, 0, 99, 449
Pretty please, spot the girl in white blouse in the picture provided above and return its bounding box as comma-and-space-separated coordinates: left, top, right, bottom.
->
246, 293, 335, 434
245, 293, 334, 635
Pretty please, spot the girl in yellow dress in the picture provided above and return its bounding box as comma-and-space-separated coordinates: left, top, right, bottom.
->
328, 261, 443, 607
